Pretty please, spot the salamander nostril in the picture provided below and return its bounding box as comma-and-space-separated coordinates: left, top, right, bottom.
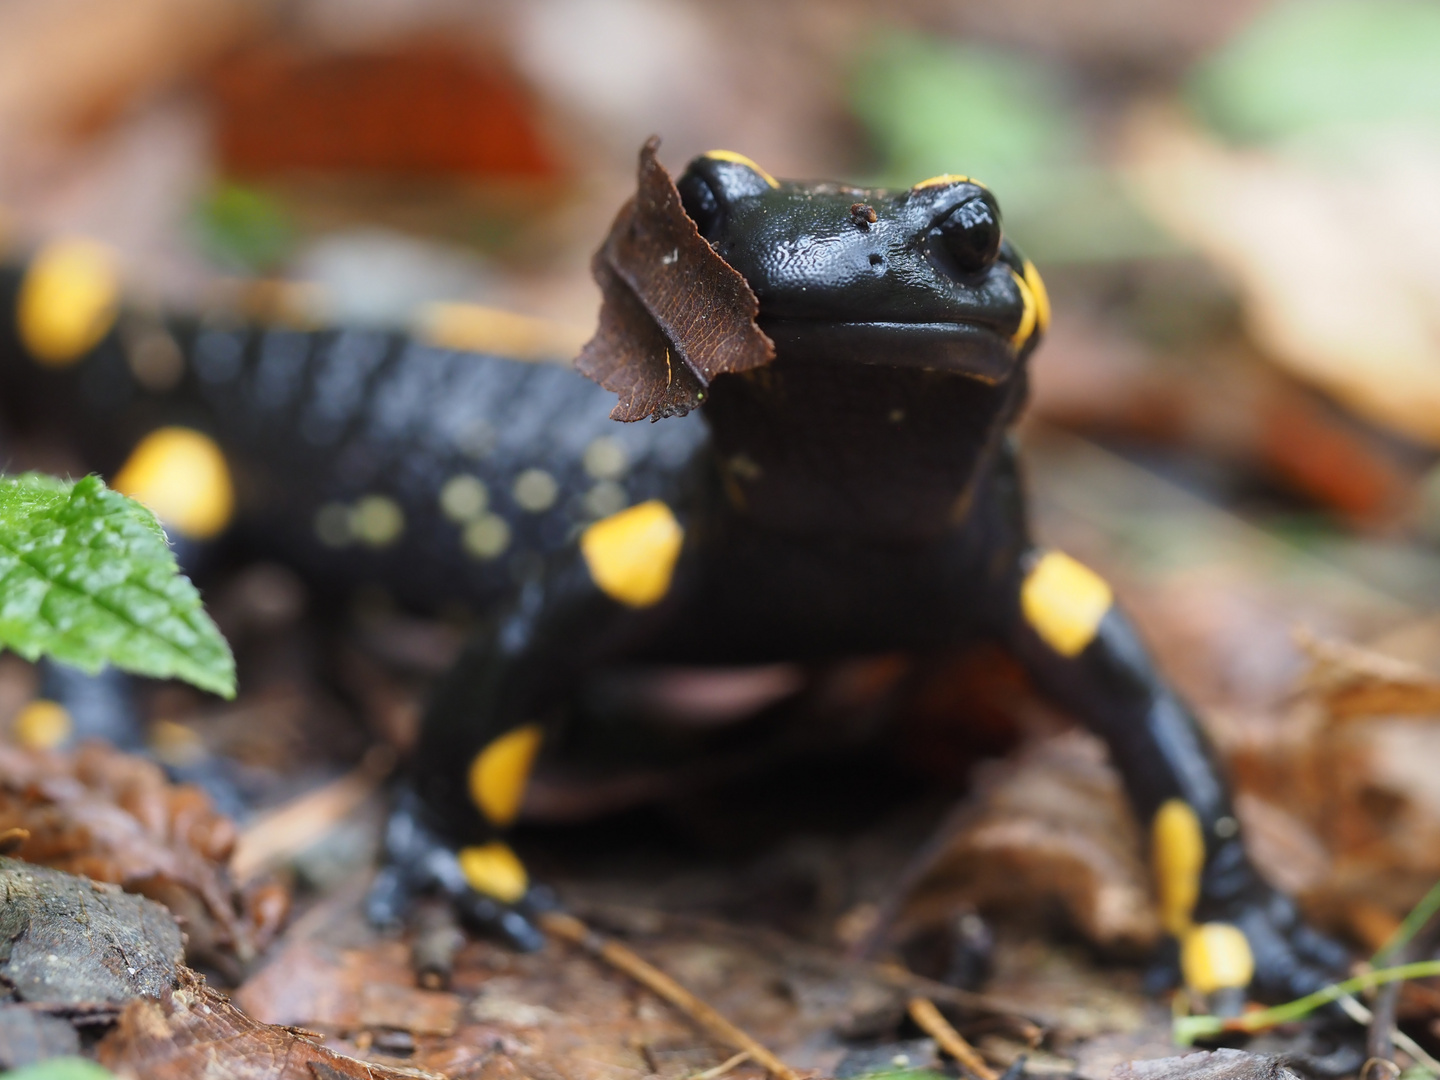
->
869, 253, 883, 266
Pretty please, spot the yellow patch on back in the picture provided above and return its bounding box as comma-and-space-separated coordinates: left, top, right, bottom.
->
580, 500, 684, 608
12, 700, 72, 751
458, 841, 529, 904
912, 173, 976, 190
17, 238, 120, 366
113, 427, 235, 540
416, 302, 590, 362
1010, 268, 1038, 349
703, 149, 780, 189
1152, 798, 1206, 937
1020, 551, 1113, 657
468, 724, 543, 827
1181, 922, 1255, 993
1023, 259, 1051, 335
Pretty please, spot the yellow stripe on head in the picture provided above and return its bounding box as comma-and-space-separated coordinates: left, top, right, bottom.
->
912, 173, 978, 191
703, 150, 780, 189
17, 238, 120, 366
1181, 922, 1255, 993
1023, 259, 1050, 335
1152, 798, 1206, 937
1010, 268, 1037, 349
1020, 551, 1113, 657
459, 841, 529, 903
113, 427, 235, 540
468, 724, 543, 827
580, 499, 684, 608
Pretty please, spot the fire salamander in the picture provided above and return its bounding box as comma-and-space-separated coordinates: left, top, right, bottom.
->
0, 139, 1346, 1001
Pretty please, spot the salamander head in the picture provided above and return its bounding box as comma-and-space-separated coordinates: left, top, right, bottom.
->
676, 151, 1048, 382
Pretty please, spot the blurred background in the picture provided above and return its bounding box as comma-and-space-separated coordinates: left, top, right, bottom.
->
6, 0, 1440, 967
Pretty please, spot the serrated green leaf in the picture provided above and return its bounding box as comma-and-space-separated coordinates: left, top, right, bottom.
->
0, 473, 236, 698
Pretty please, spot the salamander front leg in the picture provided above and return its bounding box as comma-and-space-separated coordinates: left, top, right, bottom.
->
1003, 549, 1348, 1002
368, 500, 688, 949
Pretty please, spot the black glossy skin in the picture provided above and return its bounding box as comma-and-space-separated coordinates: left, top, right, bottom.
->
0, 155, 1345, 998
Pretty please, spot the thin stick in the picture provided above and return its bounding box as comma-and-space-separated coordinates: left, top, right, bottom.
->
908, 996, 999, 1080
539, 911, 797, 1080
692, 1050, 753, 1080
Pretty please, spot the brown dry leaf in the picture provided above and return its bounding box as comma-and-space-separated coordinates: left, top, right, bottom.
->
1124, 107, 1440, 448
577, 137, 775, 421
0, 740, 287, 967
237, 940, 461, 1038
96, 967, 445, 1080
889, 731, 1161, 955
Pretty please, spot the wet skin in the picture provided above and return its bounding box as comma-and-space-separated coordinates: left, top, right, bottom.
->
0, 150, 1346, 1001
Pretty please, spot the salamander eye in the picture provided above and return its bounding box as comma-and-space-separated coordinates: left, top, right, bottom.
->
677, 170, 723, 240
931, 195, 1002, 275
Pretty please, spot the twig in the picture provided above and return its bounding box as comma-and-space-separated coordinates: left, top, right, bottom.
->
1338, 989, 1440, 1074
692, 1050, 753, 1080
1176, 962, 1440, 1045
538, 911, 797, 1080
1374, 878, 1440, 967
230, 745, 394, 882
907, 996, 999, 1080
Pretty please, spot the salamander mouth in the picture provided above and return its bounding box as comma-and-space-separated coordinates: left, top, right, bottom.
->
757, 317, 1017, 383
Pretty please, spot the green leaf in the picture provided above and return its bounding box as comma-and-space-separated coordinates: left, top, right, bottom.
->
1188, 0, 1440, 145
0, 473, 236, 698
1, 1057, 117, 1080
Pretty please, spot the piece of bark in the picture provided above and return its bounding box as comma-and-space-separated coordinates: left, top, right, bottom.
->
1113, 1050, 1303, 1080
0, 1003, 82, 1068
577, 137, 774, 421
0, 856, 182, 1008
96, 966, 446, 1080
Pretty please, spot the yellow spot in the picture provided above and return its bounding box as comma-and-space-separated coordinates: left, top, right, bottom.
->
114, 427, 235, 540
458, 841, 529, 904
149, 718, 205, 768
583, 481, 628, 519
468, 724, 543, 826
580, 500, 684, 608
1010, 268, 1037, 349
1020, 551, 1113, 657
463, 514, 511, 559
1153, 798, 1206, 937
583, 437, 628, 481
351, 495, 405, 547
12, 700, 72, 750
314, 503, 352, 547
440, 475, 488, 522
17, 238, 120, 365
415, 302, 590, 362
912, 173, 975, 190
703, 149, 780, 188
1023, 259, 1051, 335
513, 469, 558, 513
1181, 922, 1255, 994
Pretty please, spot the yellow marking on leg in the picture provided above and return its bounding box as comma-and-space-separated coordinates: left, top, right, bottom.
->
1010, 268, 1038, 349
468, 724, 543, 827
580, 500, 684, 608
1181, 922, 1255, 993
703, 150, 780, 188
12, 700, 72, 750
1023, 259, 1050, 335
1152, 798, 1206, 937
17, 238, 120, 365
1020, 551, 1113, 657
113, 427, 235, 540
458, 841, 529, 904
912, 173, 979, 190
